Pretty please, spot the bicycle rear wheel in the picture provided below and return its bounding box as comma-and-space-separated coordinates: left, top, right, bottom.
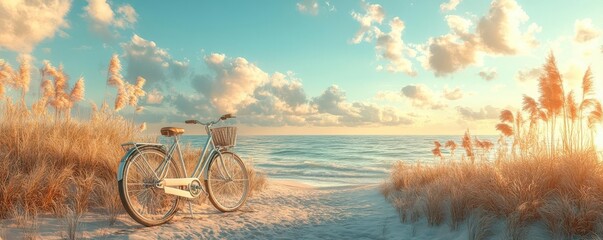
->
206, 151, 249, 212
118, 147, 181, 226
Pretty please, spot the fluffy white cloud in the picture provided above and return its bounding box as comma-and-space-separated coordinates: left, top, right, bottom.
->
476, 0, 539, 55
457, 105, 500, 120
574, 18, 600, 43
401, 84, 446, 109
423, 33, 479, 76
350, 1, 385, 44
185, 54, 414, 127
445, 15, 472, 38
422, 0, 540, 76
85, 0, 112, 25
168, 93, 213, 118
478, 68, 497, 81
120, 34, 190, 88
201, 53, 270, 113
375, 90, 405, 102
443, 87, 463, 100
311, 85, 413, 126
0, 0, 71, 53
114, 5, 137, 28
515, 67, 541, 82
374, 17, 416, 75
237, 72, 313, 123
297, 0, 319, 15
146, 89, 164, 104
351, 3, 416, 76
84, 0, 137, 39
440, 0, 461, 12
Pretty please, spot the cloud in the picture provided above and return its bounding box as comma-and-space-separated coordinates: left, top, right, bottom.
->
375, 91, 405, 102
168, 93, 214, 119
445, 15, 473, 39
185, 53, 413, 127
85, 0, 112, 25
312, 85, 353, 116
237, 72, 312, 121
350, 3, 416, 76
84, 0, 137, 39
476, 0, 539, 55
401, 84, 446, 109
350, 1, 385, 44
457, 105, 499, 120
443, 87, 463, 100
478, 68, 497, 81
114, 5, 137, 28
297, 0, 319, 15
515, 67, 541, 82
440, 0, 461, 12
374, 17, 417, 75
0, 0, 71, 53
574, 18, 600, 43
200, 53, 270, 113
422, 0, 540, 76
146, 89, 164, 104
120, 34, 190, 89
311, 85, 413, 126
423, 33, 480, 76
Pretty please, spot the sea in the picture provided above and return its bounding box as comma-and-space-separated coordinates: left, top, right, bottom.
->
175, 135, 500, 187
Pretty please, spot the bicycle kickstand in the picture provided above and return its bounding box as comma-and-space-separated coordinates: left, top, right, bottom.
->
186, 200, 195, 219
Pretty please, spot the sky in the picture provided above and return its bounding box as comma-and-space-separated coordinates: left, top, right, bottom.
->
0, 0, 602, 135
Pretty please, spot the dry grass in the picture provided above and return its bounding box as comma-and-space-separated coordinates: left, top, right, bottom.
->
0, 55, 267, 228
0, 101, 133, 218
0, 102, 267, 219
383, 52, 603, 238
383, 150, 603, 238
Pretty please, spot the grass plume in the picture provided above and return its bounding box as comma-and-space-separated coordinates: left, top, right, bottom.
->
383, 52, 603, 238
0, 55, 267, 227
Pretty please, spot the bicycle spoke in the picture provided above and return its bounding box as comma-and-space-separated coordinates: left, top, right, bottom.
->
133, 160, 154, 179
120, 148, 181, 226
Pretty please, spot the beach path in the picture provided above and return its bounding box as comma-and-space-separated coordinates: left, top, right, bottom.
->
1, 180, 466, 239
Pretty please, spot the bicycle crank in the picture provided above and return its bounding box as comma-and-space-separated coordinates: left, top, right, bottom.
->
160, 178, 203, 198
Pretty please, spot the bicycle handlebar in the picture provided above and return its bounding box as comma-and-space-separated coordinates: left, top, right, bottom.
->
185, 114, 236, 125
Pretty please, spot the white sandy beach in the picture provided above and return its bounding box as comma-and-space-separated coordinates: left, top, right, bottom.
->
1, 180, 552, 239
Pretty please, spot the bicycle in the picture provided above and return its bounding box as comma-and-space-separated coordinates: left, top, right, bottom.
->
116, 114, 249, 226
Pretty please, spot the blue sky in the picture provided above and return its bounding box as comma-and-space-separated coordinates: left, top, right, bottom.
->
0, 0, 602, 135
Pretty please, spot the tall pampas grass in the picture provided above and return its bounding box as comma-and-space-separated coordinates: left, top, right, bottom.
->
107, 54, 124, 88
17, 54, 31, 101
384, 52, 603, 238
107, 55, 146, 111
69, 77, 85, 103
0, 60, 15, 97
445, 140, 457, 157
0, 55, 267, 234
40, 61, 85, 118
115, 87, 127, 111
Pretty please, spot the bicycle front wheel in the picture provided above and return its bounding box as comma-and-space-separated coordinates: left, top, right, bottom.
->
206, 151, 249, 212
118, 147, 181, 226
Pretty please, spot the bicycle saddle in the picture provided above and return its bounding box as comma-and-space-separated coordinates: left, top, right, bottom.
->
160, 127, 184, 137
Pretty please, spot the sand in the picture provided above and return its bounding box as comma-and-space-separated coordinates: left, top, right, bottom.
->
0, 180, 550, 239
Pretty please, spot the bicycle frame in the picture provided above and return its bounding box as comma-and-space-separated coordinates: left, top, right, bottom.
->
160, 124, 220, 181
117, 123, 224, 183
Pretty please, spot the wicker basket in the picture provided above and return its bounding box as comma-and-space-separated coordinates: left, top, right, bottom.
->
210, 126, 237, 147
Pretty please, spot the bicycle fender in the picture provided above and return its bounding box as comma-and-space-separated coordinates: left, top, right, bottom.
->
202, 149, 222, 180
116, 143, 164, 181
